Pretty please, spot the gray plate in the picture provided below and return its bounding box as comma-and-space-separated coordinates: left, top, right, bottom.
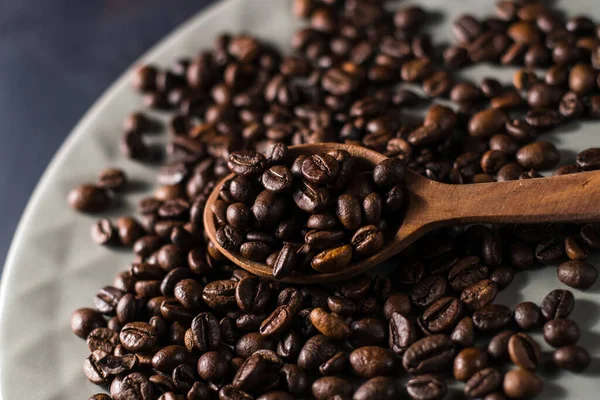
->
0, 0, 598, 398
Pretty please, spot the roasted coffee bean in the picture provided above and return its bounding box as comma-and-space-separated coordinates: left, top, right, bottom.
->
535, 237, 566, 264
235, 332, 276, 359
298, 334, 338, 371
487, 330, 514, 361
576, 148, 600, 171
68, 184, 110, 213
152, 345, 194, 373
235, 276, 270, 312
565, 236, 590, 261
449, 256, 489, 291
87, 327, 119, 353
349, 317, 386, 347
460, 280, 498, 310
454, 347, 488, 382
419, 297, 463, 334
553, 345, 590, 372
335, 194, 362, 230
94, 286, 125, 315
581, 223, 600, 249
72, 308, 106, 339
402, 334, 455, 374
318, 351, 347, 376
541, 289, 574, 320
503, 368, 543, 399
406, 374, 447, 400
228, 150, 266, 177
508, 333, 541, 370
543, 319, 580, 347
516, 141, 560, 170
473, 304, 512, 332
464, 367, 502, 399
353, 376, 398, 400
301, 154, 339, 184
384, 293, 412, 320
293, 181, 330, 214
311, 244, 352, 273
411, 276, 448, 308
310, 308, 350, 340
261, 165, 293, 193
190, 312, 220, 352
349, 346, 395, 379
514, 302, 542, 330
451, 317, 475, 348
120, 322, 158, 352
351, 225, 384, 257
260, 305, 294, 337
557, 260, 598, 289
312, 376, 353, 400
203, 280, 238, 311
389, 312, 417, 356
489, 266, 515, 289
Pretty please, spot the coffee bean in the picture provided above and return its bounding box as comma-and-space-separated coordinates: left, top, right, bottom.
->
516, 141, 560, 170
406, 374, 447, 400
449, 256, 489, 291
72, 308, 107, 339
464, 367, 502, 399
541, 289, 575, 320
310, 308, 351, 339
298, 334, 338, 371
513, 302, 542, 330
203, 280, 238, 311
402, 334, 455, 374
581, 223, 600, 249
454, 347, 488, 381
293, 180, 330, 214
120, 322, 158, 352
553, 345, 590, 372
87, 327, 119, 353
351, 225, 384, 257
349, 346, 395, 379
473, 304, 512, 332
68, 184, 110, 213
354, 376, 399, 400
389, 312, 417, 356
411, 276, 448, 308
260, 305, 294, 337
565, 236, 590, 261
450, 316, 475, 348
489, 266, 515, 289
335, 194, 362, 230
384, 293, 412, 320
508, 332, 541, 370
503, 368, 543, 399
460, 279, 498, 310
557, 260, 598, 289
543, 319, 580, 347
311, 244, 352, 273
576, 148, 600, 171
419, 297, 463, 334
301, 154, 339, 184
312, 376, 353, 400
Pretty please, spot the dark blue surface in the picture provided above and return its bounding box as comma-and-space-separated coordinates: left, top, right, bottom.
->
0, 0, 215, 273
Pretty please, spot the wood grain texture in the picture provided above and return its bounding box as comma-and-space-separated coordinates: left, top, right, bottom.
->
204, 143, 600, 283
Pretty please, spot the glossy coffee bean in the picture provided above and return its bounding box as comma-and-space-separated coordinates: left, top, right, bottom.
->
402, 334, 455, 374
406, 374, 447, 400
553, 345, 590, 372
508, 333, 541, 370
503, 368, 543, 399
543, 319, 580, 347
454, 347, 488, 381
541, 289, 574, 320
68, 184, 110, 213
513, 302, 542, 330
557, 261, 598, 289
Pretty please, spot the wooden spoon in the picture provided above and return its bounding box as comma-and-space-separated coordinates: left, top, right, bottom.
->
204, 143, 600, 284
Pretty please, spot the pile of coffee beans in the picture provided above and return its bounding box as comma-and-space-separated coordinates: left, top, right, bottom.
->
69, 1, 600, 399
212, 147, 405, 278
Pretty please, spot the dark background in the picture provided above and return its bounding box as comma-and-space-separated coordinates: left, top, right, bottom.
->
0, 0, 214, 275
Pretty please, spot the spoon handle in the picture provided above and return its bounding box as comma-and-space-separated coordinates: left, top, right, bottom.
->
436, 170, 600, 225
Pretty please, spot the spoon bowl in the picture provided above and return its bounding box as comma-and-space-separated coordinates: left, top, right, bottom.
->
204, 143, 600, 283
